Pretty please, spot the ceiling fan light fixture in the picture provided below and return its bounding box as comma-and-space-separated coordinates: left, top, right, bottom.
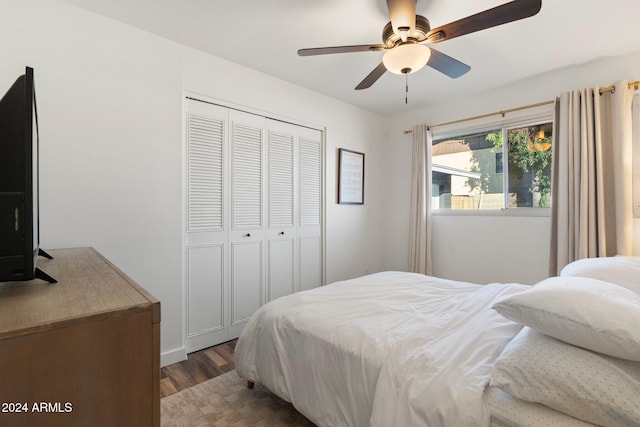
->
383, 44, 431, 75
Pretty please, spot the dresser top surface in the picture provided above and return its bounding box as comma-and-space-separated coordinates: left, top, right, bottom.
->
0, 247, 159, 337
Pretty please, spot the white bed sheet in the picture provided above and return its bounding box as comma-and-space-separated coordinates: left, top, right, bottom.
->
235, 271, 527, 427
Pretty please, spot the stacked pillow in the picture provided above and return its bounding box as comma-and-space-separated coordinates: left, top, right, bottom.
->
559, 255, 640, 293
490, 256, 640, 427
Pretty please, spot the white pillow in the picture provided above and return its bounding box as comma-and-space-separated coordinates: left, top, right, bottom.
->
492, 276, 640, 361
560, 256, 640, 293
486, 386, 596, 427
491, 327, 640, 427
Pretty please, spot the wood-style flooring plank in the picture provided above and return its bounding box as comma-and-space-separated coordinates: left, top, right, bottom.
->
189, 353, 216, 375
214, 343, 234, 362
159, 377, 177, 397
163, 364, 196, 392
181, 359, 210, 385
160, 339, 237, 398
203, 348, 228, 367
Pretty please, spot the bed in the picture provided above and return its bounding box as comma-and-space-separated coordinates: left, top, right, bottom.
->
235, 258, 640, 427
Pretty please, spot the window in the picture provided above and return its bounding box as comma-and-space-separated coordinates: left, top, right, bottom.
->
432, 121, 553, 210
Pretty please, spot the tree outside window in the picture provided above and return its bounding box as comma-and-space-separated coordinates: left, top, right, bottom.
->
486, 123, 553, 207
432, 121, 553, 210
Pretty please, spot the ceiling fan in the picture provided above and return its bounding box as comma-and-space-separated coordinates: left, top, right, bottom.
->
298, 0, 542, 91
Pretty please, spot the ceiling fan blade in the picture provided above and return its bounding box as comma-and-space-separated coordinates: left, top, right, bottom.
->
298, 44, 386, 56
426, 48, 470, 79
386, 0, 416, 39
426, 0, 541, 43
355, 63, 387, 90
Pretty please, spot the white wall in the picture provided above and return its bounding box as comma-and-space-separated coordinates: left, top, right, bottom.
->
0, 0, 387, 365
384, 50, 640, 285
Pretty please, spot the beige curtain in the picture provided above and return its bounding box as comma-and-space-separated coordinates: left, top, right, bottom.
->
549, 81, 634, 275
409, 124, 433, 275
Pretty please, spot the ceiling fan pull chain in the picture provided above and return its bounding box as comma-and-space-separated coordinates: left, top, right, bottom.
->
405, 72, 408, 104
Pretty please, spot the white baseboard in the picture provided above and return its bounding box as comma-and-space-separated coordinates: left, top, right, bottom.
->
161, 346, 187, 367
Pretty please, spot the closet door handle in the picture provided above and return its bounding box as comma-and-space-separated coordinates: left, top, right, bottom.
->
244, 233, 251, 237
279, 231, 285, 235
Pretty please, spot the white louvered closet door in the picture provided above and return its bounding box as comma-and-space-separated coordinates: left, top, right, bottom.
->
266, 120, 296, 302
184, 98, 323, 352
297, 126, 323, 291
184, 100, 229, 353
228, 109, 266, 338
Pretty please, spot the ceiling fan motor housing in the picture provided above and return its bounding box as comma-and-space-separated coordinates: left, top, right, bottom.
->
383, 15, 431, 47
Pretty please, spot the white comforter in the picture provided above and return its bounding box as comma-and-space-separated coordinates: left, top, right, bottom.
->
235, 271, 526, 427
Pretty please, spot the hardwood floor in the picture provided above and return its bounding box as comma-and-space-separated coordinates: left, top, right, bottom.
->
160, 339, 237, 398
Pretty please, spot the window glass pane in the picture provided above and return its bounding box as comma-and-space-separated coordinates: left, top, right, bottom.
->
504, 123, 553, 207
432, 129, 504, 210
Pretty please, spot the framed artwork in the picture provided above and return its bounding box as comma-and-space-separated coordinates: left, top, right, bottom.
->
338, 148, 364, 204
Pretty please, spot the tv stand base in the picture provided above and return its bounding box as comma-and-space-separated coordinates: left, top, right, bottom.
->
36, 248, 56, 283
35, 266, 57, 284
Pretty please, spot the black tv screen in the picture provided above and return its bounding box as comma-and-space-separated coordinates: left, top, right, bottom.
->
0, 67, 55, 283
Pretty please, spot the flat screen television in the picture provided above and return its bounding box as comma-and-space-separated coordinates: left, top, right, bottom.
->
0, 67, 55, 283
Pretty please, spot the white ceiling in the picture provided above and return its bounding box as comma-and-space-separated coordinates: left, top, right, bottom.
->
60, 0, 640, 115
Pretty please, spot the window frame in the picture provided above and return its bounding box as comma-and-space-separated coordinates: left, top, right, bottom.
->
633, 92, 640, 218
430, 106, 555, 217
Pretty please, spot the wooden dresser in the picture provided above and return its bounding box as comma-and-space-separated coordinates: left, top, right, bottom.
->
0, 247, 160, 427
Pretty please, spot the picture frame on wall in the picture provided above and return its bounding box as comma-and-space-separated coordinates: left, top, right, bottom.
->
338, 148, 364, 204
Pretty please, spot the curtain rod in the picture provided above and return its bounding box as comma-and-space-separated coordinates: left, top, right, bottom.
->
404, 80, 640, 134
599, 80, 640, 95
403, 99, 554, 134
